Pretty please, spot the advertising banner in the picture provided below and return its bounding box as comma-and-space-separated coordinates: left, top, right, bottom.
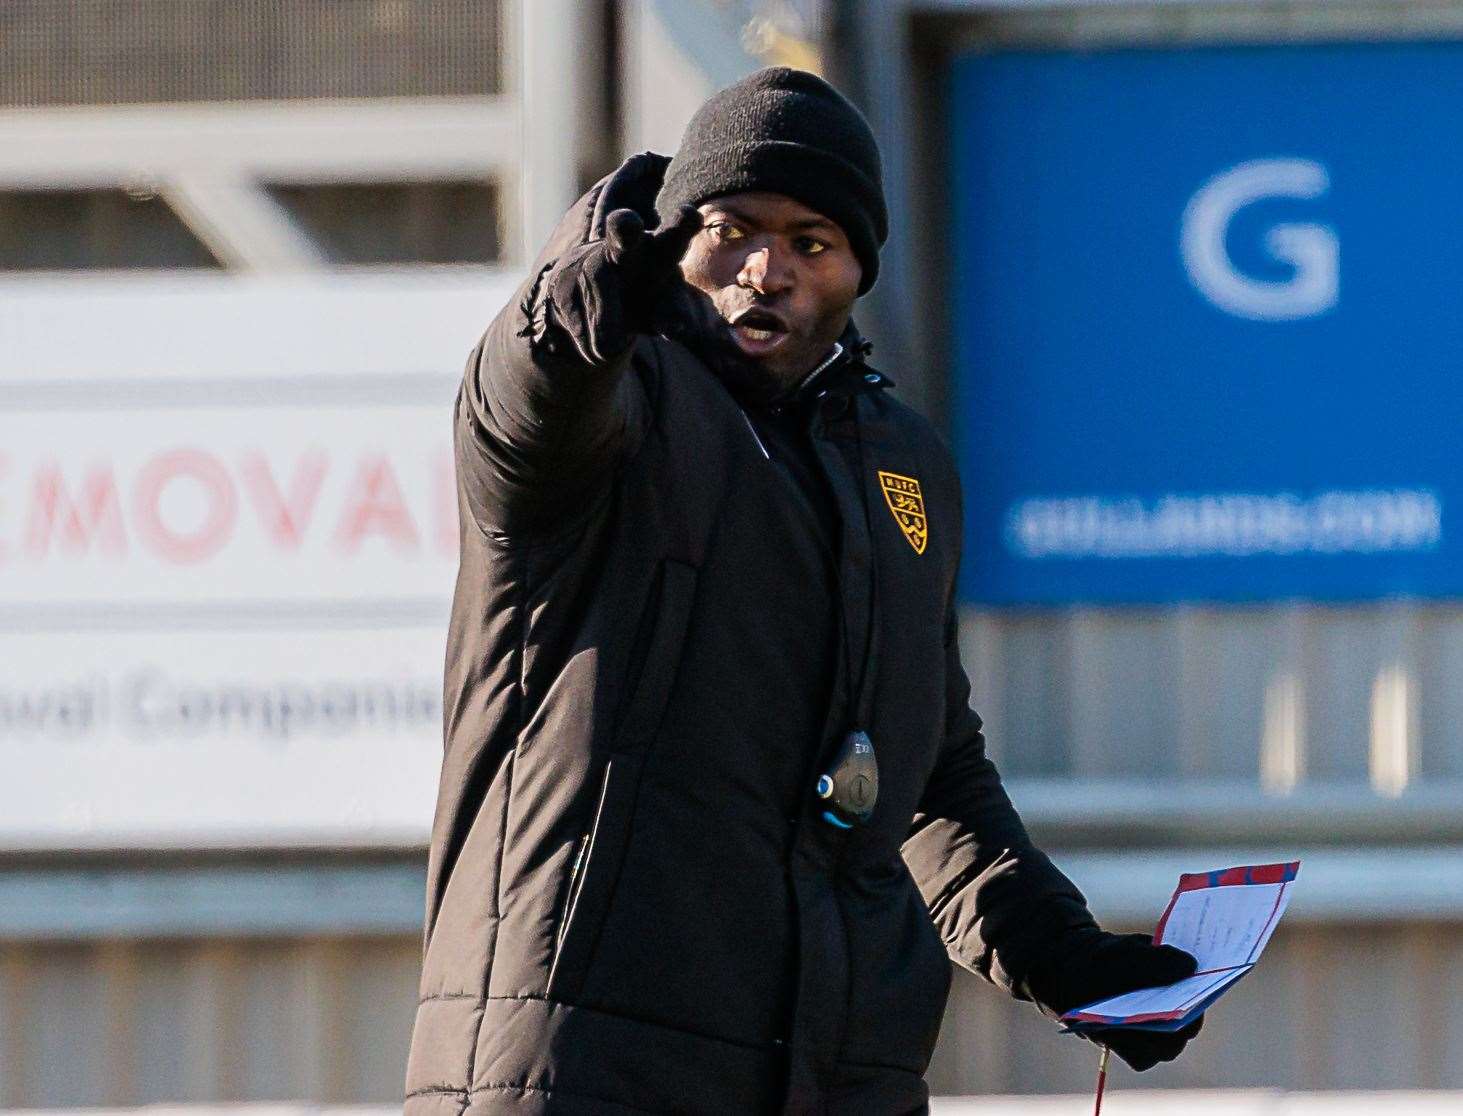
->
0, 272, 515, 847
950, 42, 1457, 605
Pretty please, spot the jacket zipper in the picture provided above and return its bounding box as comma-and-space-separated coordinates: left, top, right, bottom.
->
554, 755, 616, 962
556, 832, 591, 955
738, 407, 771, 460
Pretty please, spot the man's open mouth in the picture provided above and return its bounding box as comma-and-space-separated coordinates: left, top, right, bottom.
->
728, 307, 791, 355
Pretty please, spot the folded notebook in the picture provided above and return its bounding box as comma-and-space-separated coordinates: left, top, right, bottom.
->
1062, 861, 1300, 1034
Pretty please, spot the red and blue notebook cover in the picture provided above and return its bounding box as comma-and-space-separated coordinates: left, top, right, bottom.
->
1062, 861, 1300, 1034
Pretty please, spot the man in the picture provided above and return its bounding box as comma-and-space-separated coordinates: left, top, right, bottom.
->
406, 68, 1200, 1115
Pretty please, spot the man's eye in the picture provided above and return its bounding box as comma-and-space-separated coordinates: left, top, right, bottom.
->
710, 223, 744, 241
795, 236, 827, 255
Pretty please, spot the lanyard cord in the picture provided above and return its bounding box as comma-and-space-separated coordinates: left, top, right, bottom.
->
845, 393, 880, 731
789, 343, 863, 722
801, 341, 875, 735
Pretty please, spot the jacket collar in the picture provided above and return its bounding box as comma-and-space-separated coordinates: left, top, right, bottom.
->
662, 305, 892, 412
781, 339, 852, 404
770, 319, 893, 411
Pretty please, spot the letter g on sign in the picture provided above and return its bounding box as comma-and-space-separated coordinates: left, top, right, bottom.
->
1180, 158, 1338, 321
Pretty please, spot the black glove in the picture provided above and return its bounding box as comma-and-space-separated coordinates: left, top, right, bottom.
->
541, 202, 703, 366
1022, 928, 1204, 1071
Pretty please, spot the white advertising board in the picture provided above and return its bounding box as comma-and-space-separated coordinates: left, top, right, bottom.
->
0, 270, 519, 848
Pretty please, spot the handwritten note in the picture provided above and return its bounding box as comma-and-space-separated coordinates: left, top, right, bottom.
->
1061, 862, 1299, 1033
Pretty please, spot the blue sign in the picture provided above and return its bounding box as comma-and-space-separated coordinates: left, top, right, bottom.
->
950, 42, 1458, 605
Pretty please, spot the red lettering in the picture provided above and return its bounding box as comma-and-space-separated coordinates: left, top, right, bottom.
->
334, 455, 419, 554
24, 462, 127, 558
133, 448, 237, 564
240, 450, 327, 550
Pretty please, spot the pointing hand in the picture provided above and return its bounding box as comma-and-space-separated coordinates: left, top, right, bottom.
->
543, 204, 703, 365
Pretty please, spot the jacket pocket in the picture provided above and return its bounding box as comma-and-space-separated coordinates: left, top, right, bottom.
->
546, 751, 640, 998
546, 558, 698, 1001
842, 877, 955, 1073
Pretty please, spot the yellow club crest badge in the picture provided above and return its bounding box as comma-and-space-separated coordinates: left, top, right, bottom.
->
877, 471, 928, 555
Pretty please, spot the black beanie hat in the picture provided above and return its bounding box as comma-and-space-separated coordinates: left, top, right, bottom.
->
656, 67, 887, 295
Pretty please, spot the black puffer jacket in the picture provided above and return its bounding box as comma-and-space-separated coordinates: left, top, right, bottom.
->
405, 154, 1095, 1116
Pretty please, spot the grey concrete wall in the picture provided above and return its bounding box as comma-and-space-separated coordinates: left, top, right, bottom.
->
930, 921, 1463, 1094
961, 604, 1463, 790
1, 921, 1458, 1105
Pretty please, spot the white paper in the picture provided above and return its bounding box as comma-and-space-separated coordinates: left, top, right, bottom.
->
1062, 864, 1297, 1025
1158, 880, 1292, 969
1066, 967, 1247, 1021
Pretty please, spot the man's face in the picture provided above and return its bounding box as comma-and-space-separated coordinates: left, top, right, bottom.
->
676, 191, 862, 387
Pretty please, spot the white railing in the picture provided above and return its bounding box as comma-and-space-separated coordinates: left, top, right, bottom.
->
0, 0, 594, 272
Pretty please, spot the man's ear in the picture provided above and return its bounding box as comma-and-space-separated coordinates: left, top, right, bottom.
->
590, 151, 673, 239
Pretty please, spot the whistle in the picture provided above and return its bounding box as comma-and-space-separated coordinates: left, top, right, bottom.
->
815, 729, 879, 828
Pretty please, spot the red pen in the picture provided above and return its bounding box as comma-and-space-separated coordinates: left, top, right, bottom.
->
1092, 1045, 1111, 1116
